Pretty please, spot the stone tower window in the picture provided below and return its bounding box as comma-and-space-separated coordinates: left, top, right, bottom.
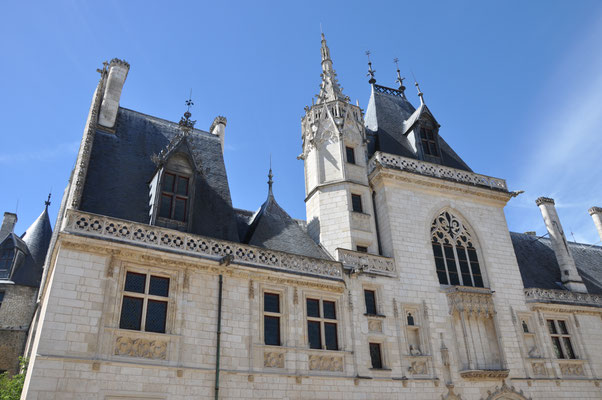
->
345, 146, 356, 164
431, 211, 484, 287
351, 194, 363, 213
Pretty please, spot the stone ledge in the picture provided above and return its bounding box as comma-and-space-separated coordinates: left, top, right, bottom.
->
459, 369, 509, 380
524, 288, 602, 308
335, 248, 396, 277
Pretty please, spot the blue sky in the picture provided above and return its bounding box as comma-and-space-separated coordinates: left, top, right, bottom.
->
1, 1, 601, 245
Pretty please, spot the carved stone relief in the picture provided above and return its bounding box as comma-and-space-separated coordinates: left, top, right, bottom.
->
368, 319, 383, 333
481, 381, 531, 400
114, 336, 167, 360
559, 362, 585, 376
308, 354, 343, 372
409, 360, 427, 375
531, 362, 547, 376
263, 351, 284, 368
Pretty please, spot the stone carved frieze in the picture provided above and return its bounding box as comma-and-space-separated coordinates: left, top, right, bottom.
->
336, 248, 396, 277
446, 287, 495, 317
64, 210, 343, 280
308, 354, 343, 372
524, 288, 602, 308
531, 362, 547, 376
559, 362, 585, 376
409, 360, 428, 375
368, 319, 383, 333
369, 151, 508, 192
114, 336, 167, 360
263, 351, 284, 368
460, 369, 509, 380
481, 380, 531, 400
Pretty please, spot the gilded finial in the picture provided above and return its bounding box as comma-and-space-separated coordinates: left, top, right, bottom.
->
366, 51, 376, 84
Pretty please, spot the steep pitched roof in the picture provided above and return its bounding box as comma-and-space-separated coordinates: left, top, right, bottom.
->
364, 85, 472, 171
510, 232, 602, 294
80, 107, 240, 242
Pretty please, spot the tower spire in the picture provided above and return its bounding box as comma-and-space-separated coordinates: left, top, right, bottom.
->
267, 156, 274, 197
316, 33, 347, 104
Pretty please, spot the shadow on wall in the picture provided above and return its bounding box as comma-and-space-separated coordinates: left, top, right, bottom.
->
307, 217, 320, 245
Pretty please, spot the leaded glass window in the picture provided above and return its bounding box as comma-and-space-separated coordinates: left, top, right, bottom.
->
547, 319, 576, 359
306, 298, 338, 350
119, 271, 170, 333
431, 211, 484, 287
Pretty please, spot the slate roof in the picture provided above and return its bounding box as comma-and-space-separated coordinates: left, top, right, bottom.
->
238, 187, 331, 261
80, 108, 240, 242
364, 85, 472, 172
510, 232, 602, 295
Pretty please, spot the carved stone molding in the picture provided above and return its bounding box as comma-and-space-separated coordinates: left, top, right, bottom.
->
114, 336, 167, 360
368, 319, 383, 333
442, 384, 463, 400
558, 361, 585, 376
531, 362, 547, 376
481, 380, 531, 400
460, 369, 509, 380
263, 351, 284, 368
336, 248, 396, 277
308, 354, 343, 372
409, 360, 428, 375
64, 210, 343, 280
369, 151, 508, 192
524, 288, 602, 308
446, 286, 495, 317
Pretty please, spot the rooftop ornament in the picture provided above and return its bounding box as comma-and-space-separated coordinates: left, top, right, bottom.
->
393, 58, 406, 96
366, 50, 376, 84
179, 91, 196, 131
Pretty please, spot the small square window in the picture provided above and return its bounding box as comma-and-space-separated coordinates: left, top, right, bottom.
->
369, 343, 383, 369
364, 290, 377, 315
345, 146, 356, 164
351, 194, 363, 213
356, 246, 368, 253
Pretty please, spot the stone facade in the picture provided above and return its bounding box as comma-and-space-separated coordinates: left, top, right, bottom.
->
19, 37, 602, 399
0, 284, 37, 374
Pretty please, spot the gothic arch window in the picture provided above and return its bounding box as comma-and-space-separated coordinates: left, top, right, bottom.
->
431, 210, 485, 287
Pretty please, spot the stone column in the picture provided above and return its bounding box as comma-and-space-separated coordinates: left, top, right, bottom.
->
536, 197, 587, 293
98, 58, 130, 129
210, 116, 227, 153
588, 207, 602, 242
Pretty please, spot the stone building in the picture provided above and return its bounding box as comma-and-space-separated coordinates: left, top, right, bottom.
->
20, 36, 602, 399
0, 200, 52, 375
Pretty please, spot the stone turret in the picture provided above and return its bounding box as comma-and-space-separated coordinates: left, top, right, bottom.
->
536, 197, 587, 293
589, 207, 602, 243
98, 58, 130, 129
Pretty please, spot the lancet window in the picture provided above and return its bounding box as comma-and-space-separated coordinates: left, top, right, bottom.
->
431, 211, 484, 287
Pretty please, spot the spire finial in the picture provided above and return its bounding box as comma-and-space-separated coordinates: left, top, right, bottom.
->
45, 193, 51, 209
393, 58, 406, 95
267, 155, 274, 196
415, 80, 424, 105
366, 51, 376, 84
179, 89, 196, 130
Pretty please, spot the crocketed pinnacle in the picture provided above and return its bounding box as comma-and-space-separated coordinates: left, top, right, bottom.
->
316, 33, 348, 104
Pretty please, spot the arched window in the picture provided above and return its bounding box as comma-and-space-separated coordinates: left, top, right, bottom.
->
431, 211, 484, 287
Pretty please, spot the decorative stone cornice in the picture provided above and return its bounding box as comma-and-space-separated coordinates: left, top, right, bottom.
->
63, 209, 343, 281
210, 115, 227, 132
445, 286, 495, 317
335, 248, 396, 277
524, 288, 602, 308
588, 206, 602, 216
535, 197, 555, 206
460, 369, 509, 380
109, 58, 130, 69
368, 152, 508, 192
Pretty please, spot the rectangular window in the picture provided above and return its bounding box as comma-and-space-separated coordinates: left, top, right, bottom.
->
420, 128, 439, 157
345, 146, 356, 164
119, 271, 170, 334
306, 298, 338, 350
356, 246, 368, 253
364, 290, 377, 315
547, 319, 576, 359
0, 246, 14, 279
159, 172, 190, 222
263, 292, 281, 346
351, 194, 363, 213
369, 343, 383, 369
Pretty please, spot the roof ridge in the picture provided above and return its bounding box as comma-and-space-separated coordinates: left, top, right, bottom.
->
118, 107, 218, 140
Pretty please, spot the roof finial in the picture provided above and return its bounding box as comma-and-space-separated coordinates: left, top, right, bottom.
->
415, 81, 424, 105
267, 155, 274, 196
366, 51, 376, 84
393, 58, 406, 96
179, 89, 196, 130
45, 193, 51, 209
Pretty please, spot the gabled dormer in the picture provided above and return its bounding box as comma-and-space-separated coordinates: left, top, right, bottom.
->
401, 97, 442, 163
149, 132, 200, 232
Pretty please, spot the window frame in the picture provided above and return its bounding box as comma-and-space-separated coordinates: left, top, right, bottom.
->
0, 242, 15, 280
356, 245, 368, 253
419, 126, 439, 157
351, 193, 363, 213
546, 318, 577, 360
363, 288, 378, 316
305, 296, 340, 351
369, 342, 384, 369
118, 269, 171, 334
158, 171, 191, 223
345, 146, 356, 165
262, 290, 282, 346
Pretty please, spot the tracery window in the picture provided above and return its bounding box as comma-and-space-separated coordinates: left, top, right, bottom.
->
431, 211, 484, 287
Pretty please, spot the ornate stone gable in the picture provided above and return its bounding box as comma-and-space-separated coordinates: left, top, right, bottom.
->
481, 381, 531, 400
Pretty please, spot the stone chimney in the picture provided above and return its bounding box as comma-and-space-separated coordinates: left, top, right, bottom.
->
0, 212, 17, 242
210, 116, 227, 153
536, 197, 587, 293
98, 58, 130, 129
588, 207, 602, 243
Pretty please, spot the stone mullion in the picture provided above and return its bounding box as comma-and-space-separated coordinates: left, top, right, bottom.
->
459, 311, 474, 369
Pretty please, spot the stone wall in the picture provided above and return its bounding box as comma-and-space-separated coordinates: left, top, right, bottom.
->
0, 284, 37, 374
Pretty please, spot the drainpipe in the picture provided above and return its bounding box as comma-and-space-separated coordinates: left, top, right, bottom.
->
214, 274, 223, 400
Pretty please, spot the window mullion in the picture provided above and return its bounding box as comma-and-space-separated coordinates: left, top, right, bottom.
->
440, 243, 451, 284
452, 245, 463, 286
464, 247, 475, 287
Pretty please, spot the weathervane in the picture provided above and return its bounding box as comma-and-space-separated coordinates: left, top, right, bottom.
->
179, 89, 196, 130
45, 193, 51, 209
366, 51, 376, 84
393, 58, 406, 94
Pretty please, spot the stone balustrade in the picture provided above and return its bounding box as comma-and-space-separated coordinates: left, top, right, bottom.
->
63, 210, 343, 280
524, 288, 602, 307
335, 248, 396, 277
368, 151, 508, 191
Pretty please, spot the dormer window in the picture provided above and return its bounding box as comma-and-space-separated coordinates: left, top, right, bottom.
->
0, 241, 14, 279
159, 172, 189, 222
420, 127, 439, 157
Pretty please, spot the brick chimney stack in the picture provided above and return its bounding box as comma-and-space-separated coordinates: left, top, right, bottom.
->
210, 116, 227, 153
98, 58, 130, 129
588, 207, 602, 243
536, 197, 587, 293
0, 212, 17, 242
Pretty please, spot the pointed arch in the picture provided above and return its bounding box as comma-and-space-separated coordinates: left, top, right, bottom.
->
430, 209, 486, 288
